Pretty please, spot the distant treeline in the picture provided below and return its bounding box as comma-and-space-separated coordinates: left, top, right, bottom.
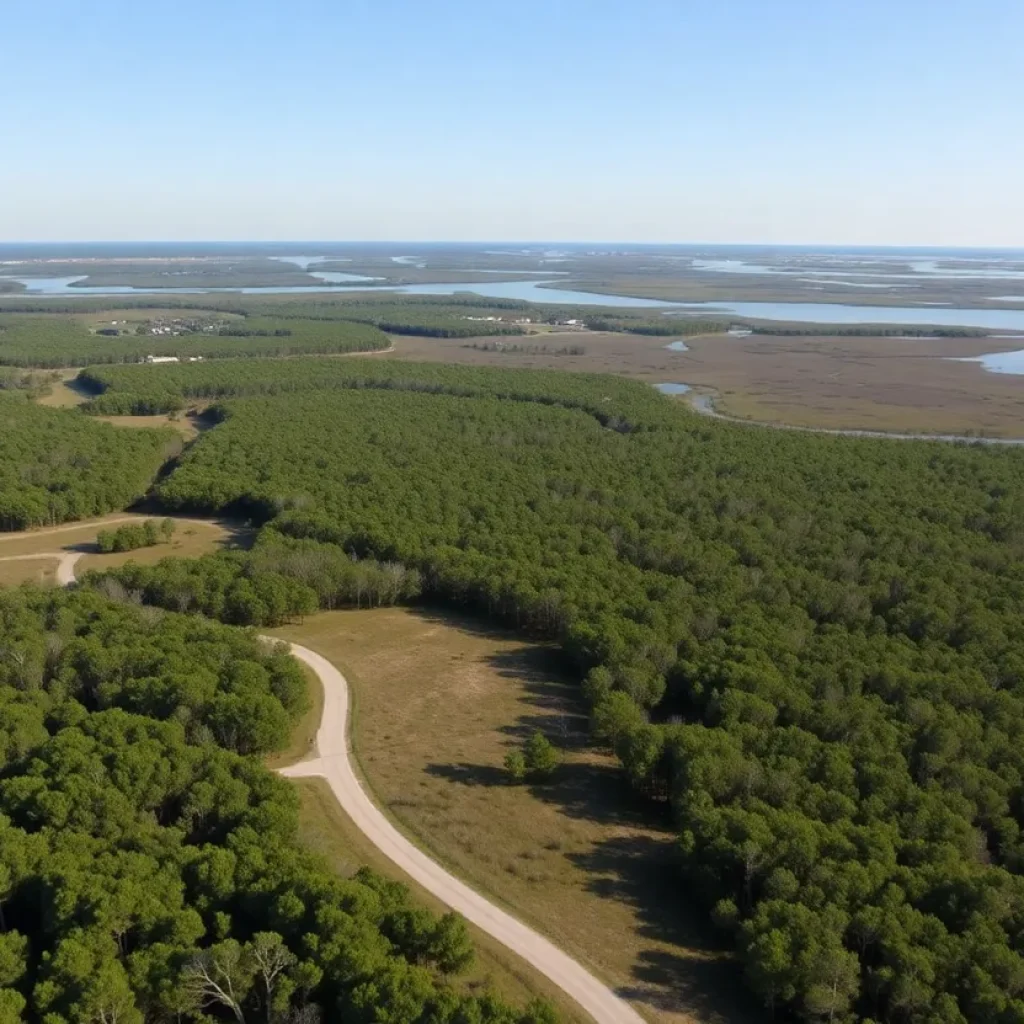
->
749, 325, 989, 338
0, 314, 389, 367
585, 317, 725, 336
463, 342, 586, 356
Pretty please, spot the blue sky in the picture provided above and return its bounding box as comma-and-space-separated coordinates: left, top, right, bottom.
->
3, 0, 1022, 244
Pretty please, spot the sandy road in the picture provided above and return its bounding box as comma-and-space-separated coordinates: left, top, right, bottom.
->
47, 535, 643, 1022
0, 551, 84, 586
0, 516, 144, 543
271, 639, 647, 1024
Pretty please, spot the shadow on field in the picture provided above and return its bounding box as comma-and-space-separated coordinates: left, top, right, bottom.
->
415, 605, 762, 1023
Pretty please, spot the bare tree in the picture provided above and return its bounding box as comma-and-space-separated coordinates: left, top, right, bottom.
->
181, 942, 254, 1024
249, 933, 296, 1024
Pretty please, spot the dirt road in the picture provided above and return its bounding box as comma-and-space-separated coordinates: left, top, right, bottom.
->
0, 551, 83, 586
272, 639, 647, 1024
50, 533, 646, 1023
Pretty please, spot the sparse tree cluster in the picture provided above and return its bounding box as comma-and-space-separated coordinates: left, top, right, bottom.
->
504, 731, 560, 783
96, 517, 175, 553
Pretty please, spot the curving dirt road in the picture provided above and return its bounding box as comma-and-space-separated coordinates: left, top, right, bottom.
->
46, 524, 642, 1021
270, 639, 647, 1024
0, 516, 144, 544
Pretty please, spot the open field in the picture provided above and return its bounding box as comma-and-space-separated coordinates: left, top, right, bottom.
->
0, 557, 62, 587
676, 332, 1024, 435
35, 376, 206, 437
271, 607, 761, 1024
381, 329, 1024, 436
0, 514, 249, 585
269, 654, 590, 1022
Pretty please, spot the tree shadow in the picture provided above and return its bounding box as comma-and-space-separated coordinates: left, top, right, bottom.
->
411, 604, 764, 1021
619, 947, 764, 1024
424, 762, 508, 787
571, 834, 764, 1022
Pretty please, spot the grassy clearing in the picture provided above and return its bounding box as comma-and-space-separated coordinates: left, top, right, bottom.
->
0, 558, 61, 587
78, 518, 250, 574
271, 607, 760, 1024
34, 374, 88, 408
33, 378, 203, 438
0, 515, 250, 582
270, 647, 586, 1021
0, 513, 155, 556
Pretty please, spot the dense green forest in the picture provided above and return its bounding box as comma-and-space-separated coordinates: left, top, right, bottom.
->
82, 356, 1024, 1023
91, 532, 423, 625
0, 395, 172, 530
78, 358, 660, 421
0, 585, 552, 1023
0, 315, 388, 367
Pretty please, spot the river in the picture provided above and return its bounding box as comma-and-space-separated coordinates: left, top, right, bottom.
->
5, 274, 1024, 329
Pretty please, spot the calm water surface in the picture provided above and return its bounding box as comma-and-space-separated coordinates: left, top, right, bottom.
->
7, 275, 1024, 329
655, 383, 692, 395
953, 350, 1024, 375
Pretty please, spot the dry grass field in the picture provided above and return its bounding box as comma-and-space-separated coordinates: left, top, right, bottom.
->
266, 657, 589, 1023
271, 607, 761, 1024
381, 330, 1024, 437
35, 376, 203, 438
0, 514, 248, 586
0, 558, 62, 587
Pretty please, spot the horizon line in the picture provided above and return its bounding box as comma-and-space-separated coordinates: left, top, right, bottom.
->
2, 240, 1024, 252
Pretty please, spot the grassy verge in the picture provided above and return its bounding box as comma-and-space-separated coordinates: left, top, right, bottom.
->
291, 777, 588, 1022
271, 607, 761, 1024
271, 643, 587, 1021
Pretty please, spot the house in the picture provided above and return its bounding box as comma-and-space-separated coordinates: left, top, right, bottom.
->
145, 355, 180, 364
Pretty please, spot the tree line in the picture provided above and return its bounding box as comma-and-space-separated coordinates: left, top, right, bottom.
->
96, 518, 176, 553
0, 314, 388, 368
88, 533, 424, 626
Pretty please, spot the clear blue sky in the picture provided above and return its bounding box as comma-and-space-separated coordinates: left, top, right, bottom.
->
3, 0, 1022, 245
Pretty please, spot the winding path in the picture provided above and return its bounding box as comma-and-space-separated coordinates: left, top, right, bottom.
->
47, 547, 641, 1023
270, 640, 647, 1024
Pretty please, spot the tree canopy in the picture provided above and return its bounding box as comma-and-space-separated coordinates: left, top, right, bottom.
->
0, 585, 552, 1024
0, 394, 173, 530
83, 355, 1024, 1023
